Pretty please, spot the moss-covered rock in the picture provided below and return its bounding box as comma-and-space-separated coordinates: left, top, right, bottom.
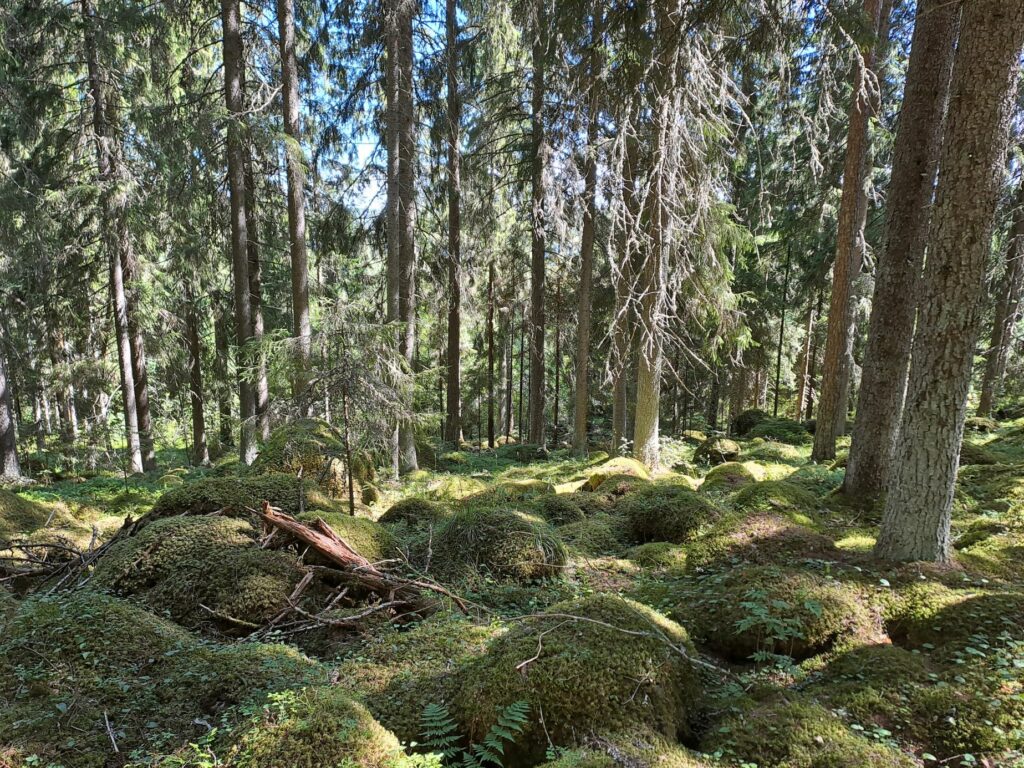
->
532, 493, 587, 524
956, 525, 1024, 578
455, 595, 707, 759
959, 440, 999, 466
432, 506, 566, 582
628, 541, 687, 569
699, 461, 764, 495
298, 510, 397, 564
538, 729, 715, 768
965, 416, 999, 433
685, 510, 836, 571
557, 513, 630, 557
588, 473, 651, 497
693, 437, 740, 465
956, 462, 1024, 507
91, 514, 305, 631
151, 473, 343, 520
885, 582, 1024, 651
675, 565, 872, 661
730, 480, 820, 517
732, 408, 769, 436
378, 496, 450, 528
251, 419, 352, 496
619, 483, 721, 544
0, 592, 320, 766
496, 478, 557, 498
0, 488, 100, 547
680, 430, 707, 445
582, 457, 651, 491
747, 418, 813, 445
224, 686, 423, 768
702, 699, 917, 767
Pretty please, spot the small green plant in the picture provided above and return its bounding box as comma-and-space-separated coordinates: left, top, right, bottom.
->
419, 701, 530, 768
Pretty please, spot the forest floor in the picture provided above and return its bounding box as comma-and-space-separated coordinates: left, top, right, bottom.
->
1, 412, 1023, 768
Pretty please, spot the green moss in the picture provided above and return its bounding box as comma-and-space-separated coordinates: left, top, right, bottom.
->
557, 513, 630, 557
618, 483, 721, 544
699, 461, 764, 495
0, 488, 101, 546
225, 686, 425, 768
250, 419, 352, 496
885, 582, 1024, 650
742, 439, 808, 464
960, 440, 999, 466
582, 457, 651, 491
786, 463, 846, 496
965, 416, 999, 433
151, 473, 344, 519
957, 526, 1024, 578
455, 595, 706, 759
432, 506, 567, 582
681, 430, 707, 445
298, 510, 397, 564
703, 699, 916, 767
531, 493, 587, 524
685, 510, 836, 572
378, 496, 449, 527
732, 408, 769, 436
675, 565, 872, 661
747, 418, 813, 445
693, 438, 740, 465
337, 612, 499, 742
0, 592, 320, 766
730, 480, 820, 517
539, 729, 715, 768
497, 478, 557, 498
91, 514, 305, 631
628, 541, 687, 569
956, 462, 1024, 508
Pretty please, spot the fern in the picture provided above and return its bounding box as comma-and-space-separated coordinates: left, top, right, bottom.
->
420, 701, 530, 768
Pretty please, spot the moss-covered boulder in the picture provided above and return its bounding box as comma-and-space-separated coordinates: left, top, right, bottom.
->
747, 417, 813, 445
628, 541, 687, 570
730, 480, 820, 518
224, 686, 420, 768
956, 524, 1024, 578
532, 493, 587, 524
0, 488, 100, 547
496, 478, 557, 498
557, 513, 631, 557
885, 582, 1024, 651
378, 496, 449, 527
251, 419, 354, 496
91, 515, 306, 632
455, 595, 706, 759
693, 437, 740, 465
298, 510, 397, 564
582, 457, 651, 491
965, 416, 999, 433
702, 699, 916, 768
151, 474, 343, 520
619, 483, 721, 544
732, 408, 769, 436
699, 461, 764, 494
538, 729, 715, 768
959, 440, 999, 466
432, 506, 566, 581
0, 592, 320, 766
685, 510, 836, 571
675, 565, 871, 661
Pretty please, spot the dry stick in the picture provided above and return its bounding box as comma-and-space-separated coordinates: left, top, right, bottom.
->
103, 711, 119, 753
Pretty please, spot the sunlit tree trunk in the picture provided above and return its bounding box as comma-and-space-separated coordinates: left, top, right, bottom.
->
0, 326, 20, 480
528, 0, 548, 446
443, 0, 463, 444
876, 0, 1024, 563
184, 282, 210, 467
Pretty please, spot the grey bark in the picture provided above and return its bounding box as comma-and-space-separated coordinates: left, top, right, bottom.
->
528, 0, 548, 446
443, 0, 462, 443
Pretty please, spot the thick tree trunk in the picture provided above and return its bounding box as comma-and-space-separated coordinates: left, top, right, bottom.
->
277, 0, 312, 414
384, 0, 401, 475
876, 0, 1024, 563
184, 284, 210, 467
811, 0, 886, 462
611, 137, 639, 454
573, 63, 598, 457
0, 333, 20, 480
528, 0, 548, 447
487, 262, 496, 448
221, 0, 258, 464
443, 0, 462, 444
978, 181, 1024, 416
83, 0, 143, 474
396, 0, 418, 472
845, 0, 959, 497
518, 305, 526, 443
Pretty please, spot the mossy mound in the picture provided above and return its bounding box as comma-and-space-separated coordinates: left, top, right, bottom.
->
539, 729, 715, 768
956, 525, 1024, 578
730, 480, 820, 517
432, 506, 567, 581
496, 478, 557, 498
680, 429, 707, 445
557, 512, 631, 557
693, 437, 740, 465
885, 582, 1024, 651
747, 417, 813, 445
628, 541, 687, 569
0, 488, 98, 546
91, 514, 306, 632
685, 511, 836, 571
588, 473, 651, 496
675, 565, 871, 661
224, 686, 420, 768
732, 408, 769, 436
151, 473, 343, 520
298, 510, 397, 564
582, 457, 651, 491
702, 699, 917, 768
959, 440, 999, 466
786, 463, 845, 496
336, 612, 498, 742
251, 418, 353, 497
496, 442, 544, 462
965, 415, 999, 433
455, 595, 706, 758
742, 439, 807, 464
619, 483, 721, 544
532, 493, 587, 524
699, 461, 764, 495
956, 462, 1024, 507
0, 592, 319, 766
378, 496, 449, 527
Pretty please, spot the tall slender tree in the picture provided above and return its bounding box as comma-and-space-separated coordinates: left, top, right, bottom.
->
0, 325, 20, 480
443, 0, 462, 443
527, 0, 548, 446
875, 0, 1024, 563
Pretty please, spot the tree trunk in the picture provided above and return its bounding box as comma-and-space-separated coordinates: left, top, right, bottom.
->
876, 0, 1024, 563
396, 0, 418, 472
527, 0, 548, 447
277, 0, 312, 415
83, 0, 143, 474
518, 305, 526, 443
811, 0, 886, 462
184, 283, 210, 467
0, 329, 20, 480
244, 158, 270, 442
773, 249, 791, 417
611, 136, 639, 454
845, 0, 959, 497
384, 0, 401, 475
214, 298, 234, 448
978, 180, 1024, 416
505, 315, 515, 441
221, 0, 258, 465
443, 0, 462, 444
